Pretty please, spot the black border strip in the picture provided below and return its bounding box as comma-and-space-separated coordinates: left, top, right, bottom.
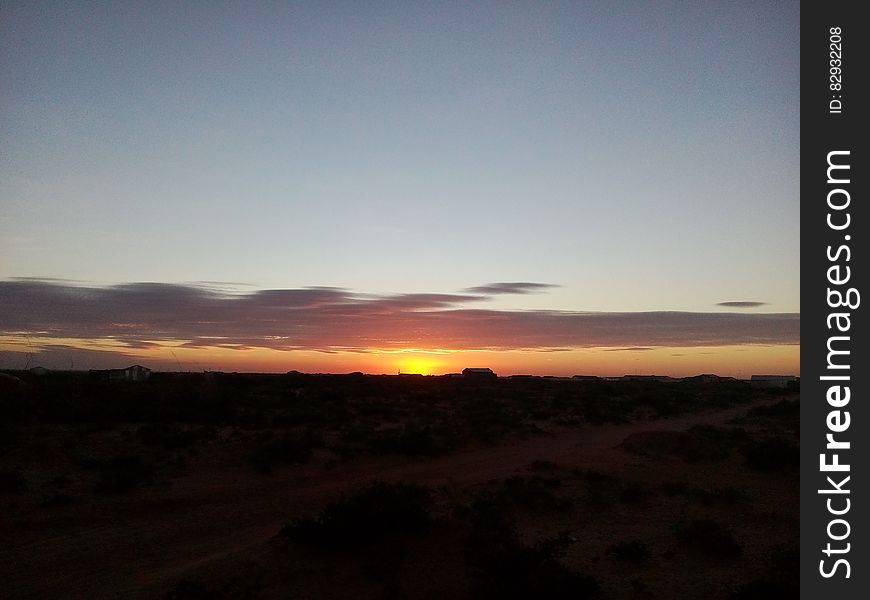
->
801, 1, 867, 596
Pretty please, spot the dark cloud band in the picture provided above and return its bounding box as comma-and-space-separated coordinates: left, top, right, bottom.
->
464, 282, 560, 295
0, 280, 799, 352
716, 301, 769, 308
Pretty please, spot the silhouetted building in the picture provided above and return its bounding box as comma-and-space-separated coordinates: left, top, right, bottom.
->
462, 367, 497, 379
90, 365, 151, 382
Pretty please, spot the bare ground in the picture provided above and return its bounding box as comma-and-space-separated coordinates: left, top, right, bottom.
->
0, 398, 790, 599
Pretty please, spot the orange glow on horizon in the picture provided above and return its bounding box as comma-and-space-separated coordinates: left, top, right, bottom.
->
0, 336, 799, 378
397, 356, 442, 375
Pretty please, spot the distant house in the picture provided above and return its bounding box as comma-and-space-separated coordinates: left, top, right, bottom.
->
91, 365, 151, 382
462, 367, 497, 379
571, 375, 601, 381
750, 375, 798, 389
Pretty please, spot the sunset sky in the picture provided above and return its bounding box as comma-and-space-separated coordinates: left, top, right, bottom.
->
0, 2, 799, 376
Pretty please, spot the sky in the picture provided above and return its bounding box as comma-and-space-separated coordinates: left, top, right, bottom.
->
0, 1, 800, 376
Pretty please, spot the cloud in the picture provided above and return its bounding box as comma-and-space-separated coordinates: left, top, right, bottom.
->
464, 282, 560, 295
0, 280, 799, 356
0, 344, 174, 371
603, 347, 655, 352
716, 301, 769, 308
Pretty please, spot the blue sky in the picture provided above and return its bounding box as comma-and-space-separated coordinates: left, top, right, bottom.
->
0, 2, 799, 374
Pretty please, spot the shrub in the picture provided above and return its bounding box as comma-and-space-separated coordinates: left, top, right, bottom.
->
676, 519, 742, 559
747, 399, 799, 418
695, 486, 745, 506
619, 482, 652, 505
743, 438, 799, 471
0, 467, 27, 493
608, 540, 650, 562
278, 481, 432, 547
250, 430, 320, 472
138, 423, 205, 450
463, 499, 598, 599
502, 475, 571, 511
729, 579, 799, 599
92, 456, 152, 493
164, 578, 220, 600
38, 492, 75, 508
528, 459, 560, 472
622, 426, 745, 462
660, 480, 691, 496
369, 425, 452, 457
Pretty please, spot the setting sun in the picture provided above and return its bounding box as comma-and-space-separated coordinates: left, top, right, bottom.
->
397, 356, 442, 375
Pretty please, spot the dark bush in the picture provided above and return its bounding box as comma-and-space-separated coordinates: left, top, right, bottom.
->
729, 579, 799, 599
369, 424, 452, 457
38, 492, 75, 508
743, 438, 799, 471
622, 426, 745, 462
608, 540, 650, 562
619, 482, 652, 505
278, 481, 432, 547
250, 430, 320, 472
528, 459, 560, 471
0, 467, 27, 493
747, 399, 799, 418
464, 498, 598, 599
164, 578, 221, 600
92, 456, 152, 493
771, 544, 800, 579
676, 519, 742, 559
660, 480, 691, 496
137, 423, 206, 449
502, 475, 571, 511
696, 486, 745, 506
687, 425, 747, 460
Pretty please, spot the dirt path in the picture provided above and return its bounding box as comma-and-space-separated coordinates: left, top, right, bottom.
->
1, 400, 768, 599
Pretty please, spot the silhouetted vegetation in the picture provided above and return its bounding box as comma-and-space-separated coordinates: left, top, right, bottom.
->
0, 371, 797, 599
88, 456, 152, 493
608, 540, 650, 562
462, 495, 599, 599
743, 437, 799, 471
279, 481, 432, 547
250, 429, 321, 472
676, 519, 743, 559
0, 467, 27, 493
729, 579, 799, 600
368, 423, 457, 457
164, 579, 220, 600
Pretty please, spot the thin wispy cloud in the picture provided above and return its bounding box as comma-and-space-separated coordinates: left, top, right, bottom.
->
717, 301, 769, 308
0, 280, 799, 354
603, 347, 655, 352
464, 282, 560, 295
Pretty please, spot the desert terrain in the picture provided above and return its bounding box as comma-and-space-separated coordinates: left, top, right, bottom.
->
0, 372, 798, 599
